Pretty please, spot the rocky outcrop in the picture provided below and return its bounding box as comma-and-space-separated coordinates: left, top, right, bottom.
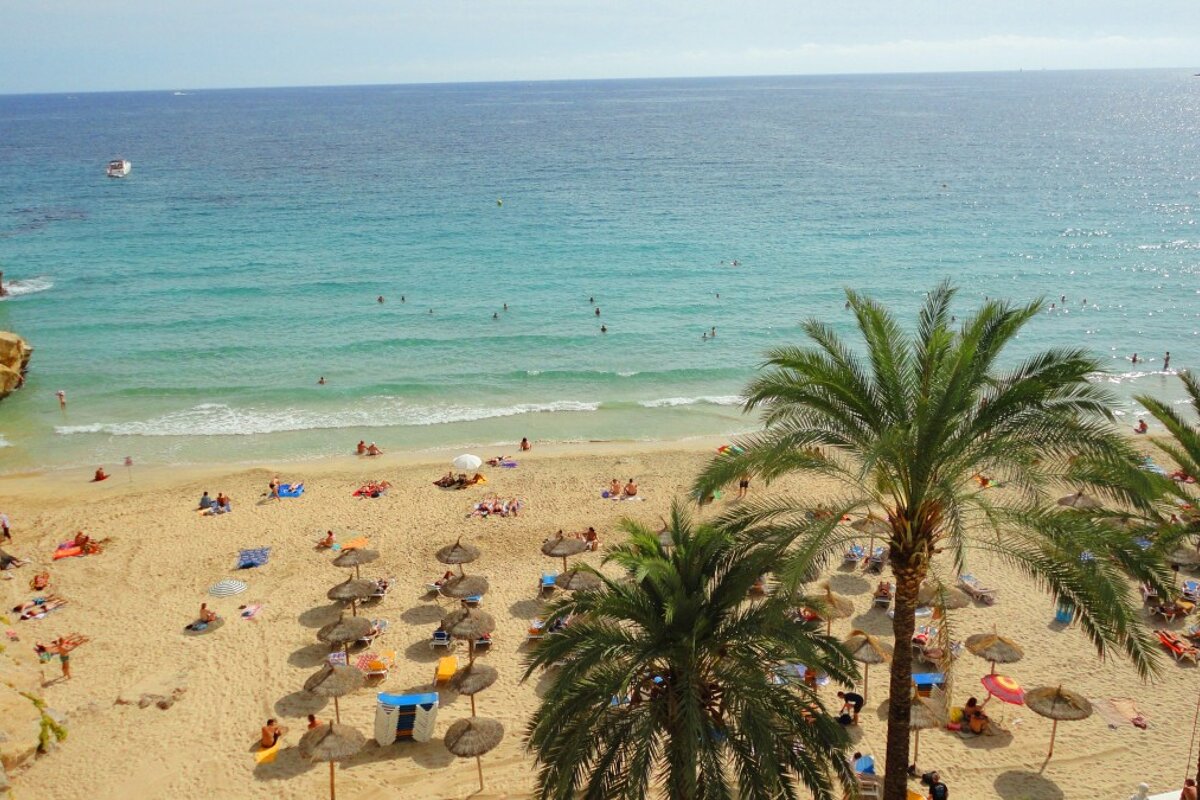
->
0, 332, 31, 400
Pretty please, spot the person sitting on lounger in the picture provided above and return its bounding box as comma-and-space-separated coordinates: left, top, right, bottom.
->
366, 442, 382, 456
434, 570, 454, 587
874, 581, 893, 601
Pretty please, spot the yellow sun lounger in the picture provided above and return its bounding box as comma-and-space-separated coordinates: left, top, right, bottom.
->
434, 655, 457, 685
254, 743, 280, 764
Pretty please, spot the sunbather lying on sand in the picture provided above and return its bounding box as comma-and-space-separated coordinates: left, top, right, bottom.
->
470, 497, 523, 518
13, 595, 62, 614
30, 571, 49, 591
22, 598, 67, 620
354, 481, 390, 498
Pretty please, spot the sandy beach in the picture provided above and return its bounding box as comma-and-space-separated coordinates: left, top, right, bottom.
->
1, 437, 1196, 799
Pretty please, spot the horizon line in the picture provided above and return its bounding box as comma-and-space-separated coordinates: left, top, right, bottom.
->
1, 64, 1194, 99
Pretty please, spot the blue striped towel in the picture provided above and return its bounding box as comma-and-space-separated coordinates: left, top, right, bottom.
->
237, 547, 270, 569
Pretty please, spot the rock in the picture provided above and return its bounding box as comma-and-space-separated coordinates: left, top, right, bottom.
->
116, 671, 188, 711
0, 683, 43, 771
0, 332, 30, 401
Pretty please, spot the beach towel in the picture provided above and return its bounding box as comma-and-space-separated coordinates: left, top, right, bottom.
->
240, 604, 263, 620
237, 548, 270, 569
1091, 697, 1148, 729
278, 483, 304, 498
500, 461, 518, 468
52, 546, 83, 560
254, 743, 280, 764
342, 537, 368, 550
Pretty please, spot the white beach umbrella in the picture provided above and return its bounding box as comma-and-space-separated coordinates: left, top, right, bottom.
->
208, 579, 247, 597
452, 454, 483, 472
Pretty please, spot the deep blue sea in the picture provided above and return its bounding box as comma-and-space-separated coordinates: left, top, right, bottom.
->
1, 71, 1198, 470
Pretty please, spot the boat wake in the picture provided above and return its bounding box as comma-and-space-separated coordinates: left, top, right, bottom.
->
1, 276, 54, 298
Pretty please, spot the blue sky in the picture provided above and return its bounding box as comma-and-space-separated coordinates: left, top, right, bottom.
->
3, 1, 1199, 93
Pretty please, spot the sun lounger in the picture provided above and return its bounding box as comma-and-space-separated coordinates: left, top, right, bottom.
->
1141, 583, 1161, 603
434, 655, 457, 685
912, 671, 946, 696
327, 651, 348, 666
526, 618, 546, 642
431, 629, 454, 649
1156, 629, 1199, 663
463, 595, 483, 608
474, 635, 492, 651
867, 547, 887, 573
359, 619, 389, 645
358, 649, 396, 679
539, 572, 557, 596
844, 544, 866, 564
1183, 581, 1200, 603
855, 775, 882, 799
369, 577, 395, 599
873, 583, 894, 609
958, 573, 997, 605
1153, 600, 1196, 622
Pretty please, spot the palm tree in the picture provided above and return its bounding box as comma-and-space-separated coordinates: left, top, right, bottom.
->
696, 283, 1172, 800
1137, 371, 1200, 504
522, 503, 859, 800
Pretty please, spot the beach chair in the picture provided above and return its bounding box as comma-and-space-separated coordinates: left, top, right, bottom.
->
957, 573, 997, 605
369, 577, 395, 600
526, 618, 546, 642
431, 629, 454, 650
912, 672, 946, 697
843, 544, 866, 565
867, 546, 887, 573
1183, 581, 1200, 603
434, 655, 458, 685
855, 775, 882, 798
873, 583, 894, 609
539, 572, 558, 597
1153, 600, 1196, 623
463, 595, 483, 608
358, 649, 396, 680
1156, 629, 1199, 663
1140, 583, 1160, 603
474, 634, 493, 652
327, 651, 348, 666
359, 619, 389, 645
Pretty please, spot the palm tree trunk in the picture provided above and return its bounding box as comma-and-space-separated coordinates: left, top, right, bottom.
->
884, 566, 922, 800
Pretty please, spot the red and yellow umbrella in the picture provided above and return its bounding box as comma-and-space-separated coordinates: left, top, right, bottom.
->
981, 673, 1025, 705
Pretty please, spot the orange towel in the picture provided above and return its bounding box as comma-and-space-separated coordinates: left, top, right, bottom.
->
343, 537, 369, 550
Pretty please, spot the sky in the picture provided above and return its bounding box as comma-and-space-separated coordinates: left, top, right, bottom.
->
2, 1, 1199, 94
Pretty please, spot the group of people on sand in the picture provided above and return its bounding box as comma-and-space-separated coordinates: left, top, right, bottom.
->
356, 440, 383, 456
13, 595, 67, 621
606, 478, 638, 499
33, 634, 88, 681
434, 472, 486, 489
471, 496, 523, 518
198, 491, 232, 514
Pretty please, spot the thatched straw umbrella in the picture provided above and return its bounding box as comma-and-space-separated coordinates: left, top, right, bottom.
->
304, 663, 365, 723
436, 539, 481, 576
555, 568, 601, 592
909, 688, 947, 765
966, 631, 1024, 675
439, 574, 490, 603
843, 629, 893, 700
917, 581, 972, 610
327, 578, 378, 616
442, 606, 496, 665
1024, 685, 1092, 759
818, 583, 854, 635
332, 548, 379, 580
1057, 492, 1101, 510
450, 662, 499, 716
317, 616, 373, 656
541, 534, 588, 572
851, 515, 890, 553
299, 722, 365, 800
444, 717, 504, 793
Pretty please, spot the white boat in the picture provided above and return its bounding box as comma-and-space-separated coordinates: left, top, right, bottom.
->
106, 159, 131, 178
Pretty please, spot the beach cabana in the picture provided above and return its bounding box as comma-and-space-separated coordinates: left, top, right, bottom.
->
317, 616, 373, 656
439, 574, 489, 604
541, 534, 588, 572
818, 582, 854, 634
843, 629, 892, 699
444, 716, 504, 793
1057, 492, 1101, 510
1024, 684, 1092, 759
850, 515, 890, 553
298, 722, 365, 800
555, 568, 601, 592
917, 581, 971, 610
304, 663, 365, 723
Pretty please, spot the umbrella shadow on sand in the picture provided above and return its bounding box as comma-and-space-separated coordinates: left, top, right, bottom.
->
298, 603, 345, 629
289, 643, 336, 669
509, 599, 544, 618
827, 574, 872, 595
404, 639, 444, 664
342, 739, 456, 771
848, 611, 893, 637
401, 604, 445, 625
274, 690, 328, 718
253, 746, 315, 781
994, 770, 1064, 799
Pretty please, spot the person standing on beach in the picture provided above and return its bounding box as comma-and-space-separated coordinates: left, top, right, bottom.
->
737, 474, 750, 499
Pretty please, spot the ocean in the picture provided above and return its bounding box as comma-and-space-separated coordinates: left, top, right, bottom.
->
0, 70, 1197, 471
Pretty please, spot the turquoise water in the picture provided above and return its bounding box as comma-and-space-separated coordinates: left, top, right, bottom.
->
1, 70, 1198, 470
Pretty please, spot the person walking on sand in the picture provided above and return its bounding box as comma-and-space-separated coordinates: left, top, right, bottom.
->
1179, 778, 1197, 800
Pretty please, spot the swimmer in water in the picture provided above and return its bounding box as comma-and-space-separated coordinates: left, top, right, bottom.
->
589, 296, 594, 304
600, 325, 607, 333
493, 312, 498, 320
377, 296, 384, 303
503, 303, 508, 311
401, 295, 405, 303
595, 307, 600, 317
1060, 295, 1065, 303
702, 332, 707, 340
429, 308, 433, 314
1132, 353, 1139, 364
1165, 351, 1171, 370
318, 376, 326, 385
710, 326, 716, 337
